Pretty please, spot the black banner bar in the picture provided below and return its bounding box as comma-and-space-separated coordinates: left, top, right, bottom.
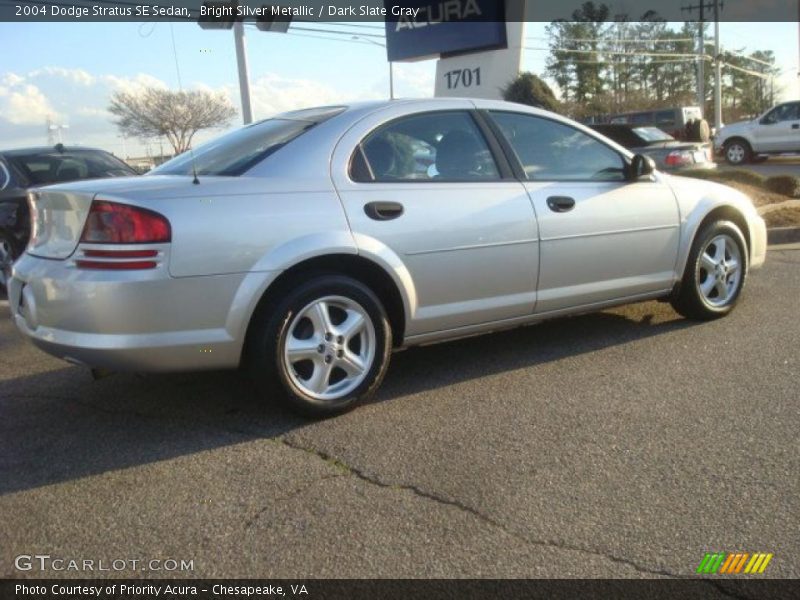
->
0, 0, 797, 23
3, 579, 800, 600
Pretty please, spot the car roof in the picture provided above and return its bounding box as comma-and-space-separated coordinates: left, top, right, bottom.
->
0, 145, 111, 156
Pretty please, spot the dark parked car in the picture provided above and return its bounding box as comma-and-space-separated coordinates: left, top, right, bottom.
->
0, 145, 137, 287
590, 124, 716, 172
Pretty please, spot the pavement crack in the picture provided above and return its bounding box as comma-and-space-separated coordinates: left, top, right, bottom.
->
279, 436, 681, 578
244, 473, 344, 530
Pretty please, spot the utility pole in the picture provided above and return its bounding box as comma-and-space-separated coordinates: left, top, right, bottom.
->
233, 20, 253, 124
199, 2, 292, 126
683, 0, 723, 123
713, 0, 722, 131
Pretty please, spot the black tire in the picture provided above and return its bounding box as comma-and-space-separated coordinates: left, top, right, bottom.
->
671, 220, 748, 320
0, 229, 20, 292
247, 274, 392, 418
723, 139, 752, 165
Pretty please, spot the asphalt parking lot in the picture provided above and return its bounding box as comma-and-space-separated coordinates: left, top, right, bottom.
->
1, 249, 798, 581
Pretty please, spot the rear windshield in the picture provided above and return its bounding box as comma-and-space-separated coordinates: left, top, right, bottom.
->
8, 151, 135, 185
152, 106, 346, 177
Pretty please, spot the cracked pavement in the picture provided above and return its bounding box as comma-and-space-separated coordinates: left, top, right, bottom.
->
0, 249, 798, 580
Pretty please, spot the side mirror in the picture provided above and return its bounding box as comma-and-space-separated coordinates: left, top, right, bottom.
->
629, 154, 655, 180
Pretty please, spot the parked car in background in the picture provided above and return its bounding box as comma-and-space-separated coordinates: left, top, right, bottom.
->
714, 101, 800, 165
0, 145, 137, 288
603, 106, 709, 142
8, 99, 766, 417
590, 124, 715, 171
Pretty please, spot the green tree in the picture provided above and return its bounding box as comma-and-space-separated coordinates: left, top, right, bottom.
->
502, 72, 561, 112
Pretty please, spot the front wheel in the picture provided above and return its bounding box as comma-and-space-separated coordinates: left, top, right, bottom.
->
671, 220, 748, 320
724, 140, 751, 165
248, 275, 392, 417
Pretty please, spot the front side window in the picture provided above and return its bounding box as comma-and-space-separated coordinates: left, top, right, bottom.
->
764, 103, 799, 124
490, 111, 626, 182
353, 111, 500, 182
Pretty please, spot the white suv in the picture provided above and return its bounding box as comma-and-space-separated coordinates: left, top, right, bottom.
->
715, 101, 800, 165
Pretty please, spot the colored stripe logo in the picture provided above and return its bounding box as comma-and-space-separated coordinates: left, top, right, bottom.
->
697, 552, 773, 574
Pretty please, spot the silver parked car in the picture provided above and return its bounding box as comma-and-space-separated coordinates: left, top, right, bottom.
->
9, 99, 767, 416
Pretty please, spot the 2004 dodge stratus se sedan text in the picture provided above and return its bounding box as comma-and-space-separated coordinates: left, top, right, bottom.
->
9, 99, 767, 417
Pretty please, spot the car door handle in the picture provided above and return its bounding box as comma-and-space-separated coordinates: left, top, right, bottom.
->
546, 196, 576, 213
792, 124, 799, 129
364, 201, 404, 221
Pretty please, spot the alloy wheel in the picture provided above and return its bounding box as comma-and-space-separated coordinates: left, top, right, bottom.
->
696, 234, 742, 307
282, 295, 376, 401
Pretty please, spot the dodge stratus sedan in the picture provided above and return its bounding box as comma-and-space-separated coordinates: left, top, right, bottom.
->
9, 99, 767, 416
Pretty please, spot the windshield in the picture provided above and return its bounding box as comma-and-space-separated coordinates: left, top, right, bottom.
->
633, 127, 675, 142
152, 105, 347, 177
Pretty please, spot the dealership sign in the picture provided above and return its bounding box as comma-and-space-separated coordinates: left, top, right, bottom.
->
384, 0, 508, 62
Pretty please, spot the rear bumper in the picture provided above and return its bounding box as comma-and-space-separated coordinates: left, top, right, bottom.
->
9, 253, 256, 372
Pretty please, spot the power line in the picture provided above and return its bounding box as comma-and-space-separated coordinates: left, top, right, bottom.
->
533, 46, 710, 59
527, 36, 698, 44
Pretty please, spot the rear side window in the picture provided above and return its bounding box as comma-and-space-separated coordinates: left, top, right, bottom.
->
352, 111, 500, 182
490, 111, 626, 182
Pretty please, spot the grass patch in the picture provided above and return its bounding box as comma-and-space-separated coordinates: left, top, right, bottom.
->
682, 168, 767, 187
765, 175, 800, 199
763, 206, 800, 228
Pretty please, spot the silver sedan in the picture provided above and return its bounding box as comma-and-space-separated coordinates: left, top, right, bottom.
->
8, 99, 767, 416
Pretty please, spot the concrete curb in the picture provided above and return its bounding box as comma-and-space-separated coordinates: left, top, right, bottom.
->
768, 227, 800, 246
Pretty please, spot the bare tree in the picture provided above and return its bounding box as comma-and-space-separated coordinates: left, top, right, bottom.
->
109, 87, 236, 155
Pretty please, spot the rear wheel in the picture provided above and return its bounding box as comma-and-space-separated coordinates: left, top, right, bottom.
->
248, 275, 392, 417
671, 220, 748, 320
724, 139, 752, 165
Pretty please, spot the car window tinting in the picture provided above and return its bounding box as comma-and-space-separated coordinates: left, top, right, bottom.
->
353, 111, 500, 182
490, 111, 626, 182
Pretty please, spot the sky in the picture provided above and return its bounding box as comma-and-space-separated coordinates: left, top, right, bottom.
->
0, 20, 797, 158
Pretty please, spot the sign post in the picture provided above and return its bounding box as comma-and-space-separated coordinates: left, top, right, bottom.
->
384, 0, 528, 100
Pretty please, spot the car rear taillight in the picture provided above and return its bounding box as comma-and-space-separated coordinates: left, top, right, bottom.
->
665, 150, 693, 167
77, 200, 169, 270
80, 200, 171, 244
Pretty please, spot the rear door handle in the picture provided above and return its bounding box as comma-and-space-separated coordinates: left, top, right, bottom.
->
546, 196, 576, 213
364, 201, 404, 221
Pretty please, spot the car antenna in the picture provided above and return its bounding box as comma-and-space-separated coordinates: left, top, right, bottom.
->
170, 23, 200, 185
